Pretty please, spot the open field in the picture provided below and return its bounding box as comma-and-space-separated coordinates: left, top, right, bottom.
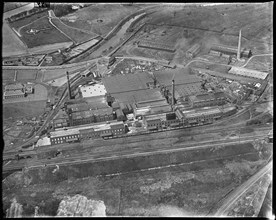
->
8, 11, 49, 30
4, 3, 29, 13
2, 141, 269, 216
117, 3, 272, 63
2, 21, 27, 57
3, 100, 46, 120
51, 17, 98, 44
2, 69, 16, 82
60, 4, 145, 36
244, 56, 273, 72
19, 16, 71, 48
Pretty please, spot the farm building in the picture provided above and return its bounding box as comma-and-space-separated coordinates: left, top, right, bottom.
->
138, 40, 176, 53
228, 66, 269, 80
3, 89, 25, 99
186, 43, 201, 59
50, 121, 126, 145
209, 44, 252, 58
188, 92, 228, 108
3, 83, 34, 99
5, 83, 24, 91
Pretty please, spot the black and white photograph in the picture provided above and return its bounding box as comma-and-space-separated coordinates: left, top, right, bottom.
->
2, 2, 273, 217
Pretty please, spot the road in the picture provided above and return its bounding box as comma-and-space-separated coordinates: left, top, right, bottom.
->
214, 160, 272, 216
241, 53, 273, 68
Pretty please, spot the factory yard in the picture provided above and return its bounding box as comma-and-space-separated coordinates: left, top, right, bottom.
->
2, 2, 273, 218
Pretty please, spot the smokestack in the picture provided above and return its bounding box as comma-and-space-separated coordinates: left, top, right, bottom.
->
237, 29, 242, 60
172, 79, 175, 106
66, 71, 72, 99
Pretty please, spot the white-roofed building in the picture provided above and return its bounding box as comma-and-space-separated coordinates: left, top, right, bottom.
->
228, 67, 269, 80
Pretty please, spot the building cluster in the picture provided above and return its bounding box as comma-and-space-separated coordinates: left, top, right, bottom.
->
3, 83, 33, 99
188, 91, 228, 108
3, 55, 45, 66
138, 40, 176, 53
209, 44, 252, 59
143, 105, 237, 131
50, 121, 126, 145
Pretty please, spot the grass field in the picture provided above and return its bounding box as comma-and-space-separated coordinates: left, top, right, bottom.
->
51, 17, 98, 44
16, 69, 38, 81
3, 100, 46, 120
2, 69, 16, 81
2, 21, 27, 57
19, 16, 71, 48
60, 4, 145, 36
8, 10, 49, 30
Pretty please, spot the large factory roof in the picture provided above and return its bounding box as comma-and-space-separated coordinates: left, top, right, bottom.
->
136, 98, 168, 108
189, 92, 226, 102
154, 68, 201, 86
67, 96, 109, 112
51, 121, 124, 137
228, 66, 268, 80
192, 67, 261, 84
102, 72, 154, 94
182, 107, 221, 118
71, 107, 113, 119
134, 105, 172, 117
80, 84, 107, 98
144, 113, 167, 122
111, 88, 164, 105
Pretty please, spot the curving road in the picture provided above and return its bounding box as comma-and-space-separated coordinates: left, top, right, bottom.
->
241, 53, 273, 68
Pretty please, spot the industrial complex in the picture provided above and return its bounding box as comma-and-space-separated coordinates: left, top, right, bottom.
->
2, 2, 272, 218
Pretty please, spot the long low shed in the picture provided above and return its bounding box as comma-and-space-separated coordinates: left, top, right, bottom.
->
228, 66, 269, 80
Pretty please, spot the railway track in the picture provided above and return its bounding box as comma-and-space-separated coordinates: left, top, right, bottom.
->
3, 132, 268, 172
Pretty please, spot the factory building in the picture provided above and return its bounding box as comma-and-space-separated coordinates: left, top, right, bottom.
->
50, 121, 126, 145
53, 118, 69, 129
143, 112, 180, 130
186, 43, 201, 59
65, 96, 114, 126
69, 108, 114, 126
175, 105, 237, 125
134, 104, 172, 119
228, 66, 269, 80
188, 92, 228, 108
209, 44, 252, 58
138, 40, 176, 53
